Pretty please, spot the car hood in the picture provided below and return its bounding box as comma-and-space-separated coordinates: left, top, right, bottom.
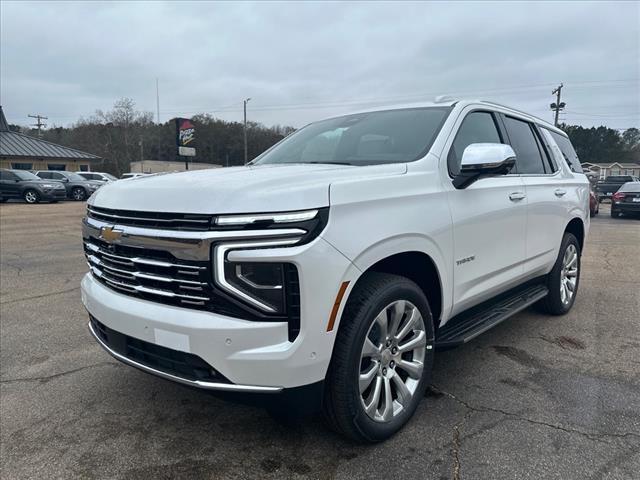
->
89, 163, 407, 213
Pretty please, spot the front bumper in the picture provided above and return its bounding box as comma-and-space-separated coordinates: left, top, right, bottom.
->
81, 232, 356, 390
88, 315, 280, 392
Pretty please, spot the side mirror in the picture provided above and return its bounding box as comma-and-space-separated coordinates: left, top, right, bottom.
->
61, 177, 69, 182
453, 143, 516, 189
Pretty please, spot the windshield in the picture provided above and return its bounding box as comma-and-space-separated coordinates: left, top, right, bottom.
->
63, 172, 87, 182
103, 173, 117, 181
252, 107, 452, 166
13, 171, 40, 181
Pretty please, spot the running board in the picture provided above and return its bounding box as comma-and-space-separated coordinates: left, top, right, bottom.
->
435, 283, 549, 348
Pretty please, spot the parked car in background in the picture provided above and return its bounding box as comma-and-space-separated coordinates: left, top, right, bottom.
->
0, 169, 67, 204
34, 170, 102, 201
589, 184, 599, 217
81, 99, 590, 442
597, 175, 640, 201
121, 173, 149, 179
611, 182, 640, 218
77, 172, 118, 184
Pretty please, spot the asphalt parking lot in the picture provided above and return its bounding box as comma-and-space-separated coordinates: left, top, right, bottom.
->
1, 201, 639, 480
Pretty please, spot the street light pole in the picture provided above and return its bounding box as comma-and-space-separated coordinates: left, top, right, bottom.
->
243, 97, 251, 164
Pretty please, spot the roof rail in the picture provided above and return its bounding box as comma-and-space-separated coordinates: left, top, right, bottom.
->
480, 100, 557, 129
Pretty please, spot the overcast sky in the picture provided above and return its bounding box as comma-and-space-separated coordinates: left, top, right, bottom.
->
1, 1, 638, 131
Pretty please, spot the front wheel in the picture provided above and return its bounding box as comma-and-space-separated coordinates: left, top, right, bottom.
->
540, 233, 581, 315
23, 189, 40, 204
71, 187, 87, 201
323, 273, 434, 442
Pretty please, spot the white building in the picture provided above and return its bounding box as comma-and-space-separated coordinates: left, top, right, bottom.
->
581, 162, 640, 179
129, 160, 221, 174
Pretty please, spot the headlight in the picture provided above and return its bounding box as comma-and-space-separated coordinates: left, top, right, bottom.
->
224, 262, 287, 313
214, 238, 300, 314
41, 183, 55, 188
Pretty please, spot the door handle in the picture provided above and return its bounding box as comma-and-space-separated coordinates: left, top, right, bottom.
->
554, 189, 567, 197
509, 192, 526, 201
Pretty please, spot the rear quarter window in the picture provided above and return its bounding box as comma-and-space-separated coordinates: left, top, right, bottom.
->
547, 130, 583, 173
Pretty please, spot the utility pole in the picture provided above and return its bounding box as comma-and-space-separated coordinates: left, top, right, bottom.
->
28, 114, 48, 137
139, 136, 144, 162
156, 78, 160, 124
550, 84, 565, 127
243, 97, 251, 164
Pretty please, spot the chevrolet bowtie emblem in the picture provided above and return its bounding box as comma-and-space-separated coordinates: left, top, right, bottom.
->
99, 226, 123, 243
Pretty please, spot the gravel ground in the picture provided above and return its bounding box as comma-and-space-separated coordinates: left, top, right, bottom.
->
1, 200, 639, 479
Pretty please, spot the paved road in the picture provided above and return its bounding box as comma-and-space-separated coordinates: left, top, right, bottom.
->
1, 201, 639, 479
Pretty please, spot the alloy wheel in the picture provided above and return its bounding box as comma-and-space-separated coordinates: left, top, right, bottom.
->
73, 188, 86, 201
359, 300, 427, 422
560, 244, 578, 304
24, 191, 38, 203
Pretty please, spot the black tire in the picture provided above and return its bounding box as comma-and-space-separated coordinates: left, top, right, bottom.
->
611, 209, 620, 218
23, 189, 40, 204
71, 187, 87, 201
539, 233, 581, 315
322, 272, 434, 443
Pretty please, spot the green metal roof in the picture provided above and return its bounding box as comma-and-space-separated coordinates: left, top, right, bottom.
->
0, 106, 100, 160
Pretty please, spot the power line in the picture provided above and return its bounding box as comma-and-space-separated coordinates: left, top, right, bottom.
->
27, 114, 48, 136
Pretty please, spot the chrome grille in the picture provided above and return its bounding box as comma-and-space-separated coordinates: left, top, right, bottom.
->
87, 205, 212, 231
83, 238, 211, 307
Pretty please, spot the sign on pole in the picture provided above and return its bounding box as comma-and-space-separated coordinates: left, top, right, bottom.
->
175, 118, 196, 168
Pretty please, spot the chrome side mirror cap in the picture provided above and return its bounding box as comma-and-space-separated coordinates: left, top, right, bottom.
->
453, 143, 516, 189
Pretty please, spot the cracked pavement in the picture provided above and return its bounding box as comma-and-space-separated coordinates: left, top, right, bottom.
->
1, 201, 639, 479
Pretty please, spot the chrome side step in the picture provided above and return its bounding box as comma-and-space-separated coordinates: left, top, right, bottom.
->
435, 283, 549, 348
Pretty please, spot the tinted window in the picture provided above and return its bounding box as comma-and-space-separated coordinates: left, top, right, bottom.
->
64, 172, 86, 181
253, 107, 451, 166
0, 170, 15, 180
620, 182, 640, 193
504, 117, 546, 174
448, 112, 502, 175
548, 130, 582, 173
47, 164, 66, 171
13, 171, 40, 181
50, 172, 65, 180
36, 171, 51, 179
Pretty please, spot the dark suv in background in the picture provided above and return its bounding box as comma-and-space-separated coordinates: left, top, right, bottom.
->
34, 170, 102, 201
0, 169, 67, 203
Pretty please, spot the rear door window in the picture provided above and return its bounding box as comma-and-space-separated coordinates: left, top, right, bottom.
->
448, 111, 502, 176
503, 116, 546, 174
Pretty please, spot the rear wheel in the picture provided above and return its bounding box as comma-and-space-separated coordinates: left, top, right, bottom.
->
323, 273, 434, 442
540, 233, 580, 315
23, 189, 40, 204
71, 187, 87, 201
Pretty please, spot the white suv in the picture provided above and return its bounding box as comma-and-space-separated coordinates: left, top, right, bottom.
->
80, 99, 589, 442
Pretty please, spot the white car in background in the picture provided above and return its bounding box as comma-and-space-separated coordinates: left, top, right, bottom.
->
120, 173, 149, 180
80, 99, 589, 442
77, 172, 118, 184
